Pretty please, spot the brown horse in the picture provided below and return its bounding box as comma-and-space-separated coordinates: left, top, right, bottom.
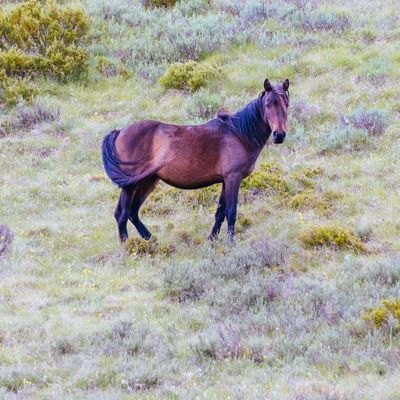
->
102, 78, 290, 242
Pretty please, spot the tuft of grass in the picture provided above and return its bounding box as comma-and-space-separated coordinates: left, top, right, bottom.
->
300, 223, 366, 252
0, 366, 51, 393
51, 336, 77, 355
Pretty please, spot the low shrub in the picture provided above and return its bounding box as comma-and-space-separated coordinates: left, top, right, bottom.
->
358, 28, 377, 43
162, 261, 205, 302
51, 336, 77, 355
305, 10, 351, 33
362, 58, 388, 85
318, 125, 371, 154
0, 71, 37, 106
241, 161, 288, 195
236, 214, 252, 233
355, 256, 400, 286
288, 190, 328, 213
187, 89, 223, 119
142, 0, 178, 8
191, 325, 241, 361
362, 297, 400, 330
300, 223, 366, 252
159, 60, 223, 92
300, 166, 324, 178
0, 366, 51, 392
183, 184, 221, 207
124, 236, 172, 257
95, 55, 132, 78
0, 224, 14, 256
290, 166, 324, 190
348, 107, 389, 135
0, 0, 91, 103
289, 97, 322, 127
2, 98, 60, 133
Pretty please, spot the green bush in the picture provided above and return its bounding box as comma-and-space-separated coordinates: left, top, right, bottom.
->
241, 161, 288, 195
362, 297, 400, 330
300, 223, 366, 252
159, 60, 223, 92
0, 0, 91, 104
0, 70, 37, 105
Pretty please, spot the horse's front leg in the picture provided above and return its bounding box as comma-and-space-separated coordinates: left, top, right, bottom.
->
209, 184, 226, 240
224, 175, 241, 238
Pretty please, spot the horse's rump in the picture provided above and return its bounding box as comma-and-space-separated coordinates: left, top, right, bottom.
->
102, 129, 149, 188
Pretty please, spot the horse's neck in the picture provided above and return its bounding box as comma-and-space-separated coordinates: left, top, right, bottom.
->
234, 99, 271, 150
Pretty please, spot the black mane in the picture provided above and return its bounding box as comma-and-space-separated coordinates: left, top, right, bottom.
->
218, 93, 271, 149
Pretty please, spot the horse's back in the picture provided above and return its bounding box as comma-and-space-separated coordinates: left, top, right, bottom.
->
113, 118, 249, 189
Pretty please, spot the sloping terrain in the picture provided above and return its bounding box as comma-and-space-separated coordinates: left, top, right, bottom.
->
0, 0, 400, 398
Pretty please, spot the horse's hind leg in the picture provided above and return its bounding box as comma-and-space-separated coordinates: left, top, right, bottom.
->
129, 177, 159, 240
116, 186, 135, 242
208, 184, 226, 240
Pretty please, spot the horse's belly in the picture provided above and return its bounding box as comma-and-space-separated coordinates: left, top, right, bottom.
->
153, 125, 224, 189
156, 165, 223, 189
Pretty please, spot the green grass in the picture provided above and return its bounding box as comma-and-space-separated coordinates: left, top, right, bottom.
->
1, 0, 400, 398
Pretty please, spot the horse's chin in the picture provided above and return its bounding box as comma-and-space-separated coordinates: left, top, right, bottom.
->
273, 138, 285, 144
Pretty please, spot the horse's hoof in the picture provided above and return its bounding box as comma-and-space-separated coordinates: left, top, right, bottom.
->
228, 233, 236, 243
208, 234, 217, 241
142, 233, 152, 241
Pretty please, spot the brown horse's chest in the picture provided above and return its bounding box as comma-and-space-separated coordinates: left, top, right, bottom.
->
244, 162, 256, 179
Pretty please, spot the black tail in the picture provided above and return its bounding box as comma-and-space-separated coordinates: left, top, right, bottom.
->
102, 130, 136, 188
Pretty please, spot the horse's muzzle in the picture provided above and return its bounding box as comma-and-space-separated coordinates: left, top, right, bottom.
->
273, 131, 286, 144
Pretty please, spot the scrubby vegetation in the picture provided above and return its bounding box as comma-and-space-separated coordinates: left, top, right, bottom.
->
159, 60, 223, 92
0, 0, 91, 104
1, 0, 400, 398
0, 224, 13, 256
363, 297, 400, 330
300, 223, 366, 252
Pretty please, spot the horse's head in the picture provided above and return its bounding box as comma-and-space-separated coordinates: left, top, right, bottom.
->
262, 79, 290, 144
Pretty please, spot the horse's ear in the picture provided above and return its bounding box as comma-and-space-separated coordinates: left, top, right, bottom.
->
283, 79, 290, 92
264, 79, 273, 92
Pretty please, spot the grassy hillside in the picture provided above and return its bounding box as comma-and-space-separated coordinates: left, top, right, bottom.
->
1, 0, 400, 398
